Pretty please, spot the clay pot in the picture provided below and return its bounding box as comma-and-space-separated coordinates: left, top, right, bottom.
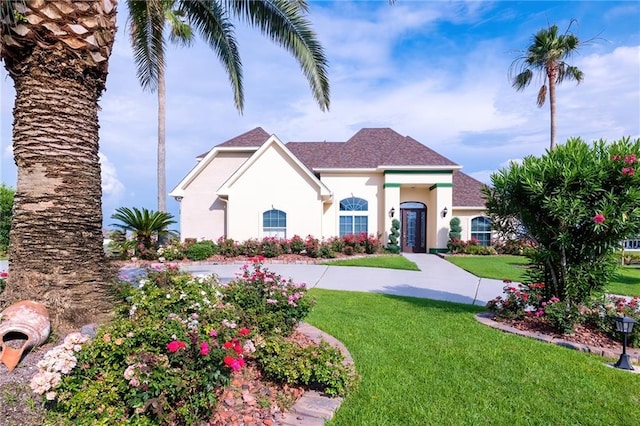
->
0, 301, 51, 372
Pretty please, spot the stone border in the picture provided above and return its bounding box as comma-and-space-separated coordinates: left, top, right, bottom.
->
275, 322, 354, 425
475, 311, 640, 365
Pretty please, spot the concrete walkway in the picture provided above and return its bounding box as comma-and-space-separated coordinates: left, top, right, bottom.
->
1, 254, 508, 306
182, 253, 507, 306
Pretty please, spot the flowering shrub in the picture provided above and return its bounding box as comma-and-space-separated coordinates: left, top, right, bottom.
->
260, 237, 283, 258
218, 258, 315, 335
240, 238, 261, 257
158, 238, 186, 261
486, 281, 545, 320
217, 236, 240, 257
0, 270, 7, 293
485, 137, 640, 304
304, 235, 321, 258
289, 235, 306, 254
183, 240, 217, 261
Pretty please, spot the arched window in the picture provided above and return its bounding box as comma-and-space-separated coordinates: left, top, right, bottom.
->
471, 216, 492, 247
263, 209, 286, 238
339, 197, 368, 237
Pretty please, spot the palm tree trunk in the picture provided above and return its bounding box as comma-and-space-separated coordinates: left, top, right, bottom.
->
1, 0, 118, 329
158, 64, 167, 213
548, 67, 558, 151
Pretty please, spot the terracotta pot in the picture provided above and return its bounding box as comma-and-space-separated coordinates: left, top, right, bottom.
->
0, 301, 51, 372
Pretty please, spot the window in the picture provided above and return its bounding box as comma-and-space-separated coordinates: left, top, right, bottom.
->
339, 197, 368, 237
263, 209, 286, 238
471, 216, 492, 247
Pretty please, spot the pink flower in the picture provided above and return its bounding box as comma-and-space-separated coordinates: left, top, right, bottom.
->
167, 340, 186, 353
199, 341, 210, 356
622, 167, 635, 176
0, 271, 7, 278
593, 214, 605, 224
209, 329, 218, 337
624, 154, 637, 164
223, 356, 245, 372
239, 328, 250, 336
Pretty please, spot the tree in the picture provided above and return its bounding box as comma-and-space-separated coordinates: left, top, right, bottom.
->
0, 184, 14, 255
483, 137, 640, 305
127, 0, 330, 213
0, 0, 329, 329
110, 206, 176, 253
448, 217, 461, 240
0, 0, 117, 328
510, 22, 584, 150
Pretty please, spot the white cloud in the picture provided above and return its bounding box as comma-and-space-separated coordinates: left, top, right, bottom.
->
99, 152, 125, 201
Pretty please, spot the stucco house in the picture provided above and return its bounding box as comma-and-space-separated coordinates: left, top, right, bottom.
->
170, 127, 489, 253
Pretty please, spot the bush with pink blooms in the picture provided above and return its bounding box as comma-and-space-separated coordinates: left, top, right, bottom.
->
484, 137, 640, 305
40, 260, 352, 425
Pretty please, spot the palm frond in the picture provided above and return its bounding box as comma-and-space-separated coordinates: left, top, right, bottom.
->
179, 0, 244, 111
127, 0, 167, 92
225, 0, 330, 111
536, 84, 547, 107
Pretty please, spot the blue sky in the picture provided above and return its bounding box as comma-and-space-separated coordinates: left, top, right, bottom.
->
1, 1, 639, 228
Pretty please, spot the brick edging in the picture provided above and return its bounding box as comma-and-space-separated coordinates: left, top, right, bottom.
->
475, 312, 640, 364
275, 322, 354, 425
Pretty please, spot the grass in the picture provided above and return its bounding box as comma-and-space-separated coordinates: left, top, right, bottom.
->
446, 255, 640, 297
306, 289, 640, 426
320, 255, 420, 271
445, 255, 530, 282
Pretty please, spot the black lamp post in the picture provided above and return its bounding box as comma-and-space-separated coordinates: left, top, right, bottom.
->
614, 316, 636, 370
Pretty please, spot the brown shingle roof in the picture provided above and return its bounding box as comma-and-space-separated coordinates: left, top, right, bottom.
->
286, 128, 458, 169
197, 127, 271, 159
453, 171, 487, 207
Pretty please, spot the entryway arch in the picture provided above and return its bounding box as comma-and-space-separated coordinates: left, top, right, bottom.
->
400, 201, 427, 253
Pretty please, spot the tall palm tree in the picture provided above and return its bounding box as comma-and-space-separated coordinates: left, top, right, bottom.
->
0, 0, 118, 327
510, 22, 584, 150
127, 0, 330, 213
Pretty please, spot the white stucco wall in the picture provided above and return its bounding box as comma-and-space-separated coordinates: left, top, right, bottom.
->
225, 144, 324, 240
179, 152, 251, 240
319, 172, 384, 238
450, 208, 490, 241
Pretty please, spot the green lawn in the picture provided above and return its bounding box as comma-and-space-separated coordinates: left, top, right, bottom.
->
445, 255, 640, 297
307, 289, 640, 425
320, 255, 420, 271
445, 255, 530, 282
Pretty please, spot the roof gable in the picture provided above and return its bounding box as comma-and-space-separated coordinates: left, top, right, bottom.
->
217, 135, 331, 198
196, 127, 270, 159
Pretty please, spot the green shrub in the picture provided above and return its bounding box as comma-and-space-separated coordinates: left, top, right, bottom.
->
256, 337, 356, 397
386, 218, 401, 254
328, 236, 345, 254
261, 237, 283, 258
184, 240, 217, 261
240, 238, 261, 257
542, 299, 580, 334
319, 242, 335, 259
158, 238, 186, 261
448, 217, 462, 240
304, 235, 320, 258
467, 245, 497, 255
217, 259, 315, 335
217, 237, 240, 257
0, 184, 14, 255
484, 137, 640, 304
289, 235, 306, 254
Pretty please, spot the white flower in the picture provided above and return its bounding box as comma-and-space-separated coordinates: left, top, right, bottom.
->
129, 305, 137, 317
45, 391, 57, 401
166, 294, 171, 299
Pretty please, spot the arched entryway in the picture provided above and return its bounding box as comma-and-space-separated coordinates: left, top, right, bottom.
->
400, 202, 426, 253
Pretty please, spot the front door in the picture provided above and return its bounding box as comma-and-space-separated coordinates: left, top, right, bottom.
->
401, 208, 426, 253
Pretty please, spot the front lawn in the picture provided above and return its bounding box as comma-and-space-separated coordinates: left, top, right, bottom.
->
446, 255, 640, 297
307, 289, 640, 425
445, 255, 530, 282
320, 255, 420, 271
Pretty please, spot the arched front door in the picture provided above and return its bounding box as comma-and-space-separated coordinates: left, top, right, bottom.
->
400, 202, 426, 253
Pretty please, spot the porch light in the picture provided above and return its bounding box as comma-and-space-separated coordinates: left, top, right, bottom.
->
614, 316, 636, 370
441, 207, 448, 218
389, 207, 395, 218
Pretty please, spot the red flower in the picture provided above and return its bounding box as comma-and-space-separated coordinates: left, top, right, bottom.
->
239, 328, 250, 336
593, 213, 605, 224
0, 271, 7, 279
223, 341, 233, 349
200, 341, 210, 356
167, 340, 186, 353
223, 356, 245, 372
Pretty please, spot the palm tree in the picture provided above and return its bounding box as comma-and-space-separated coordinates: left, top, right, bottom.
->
127, 0, 330, 213
0, 0, 118, 327
111, 206, 176, 251
510, 22, 584, 150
